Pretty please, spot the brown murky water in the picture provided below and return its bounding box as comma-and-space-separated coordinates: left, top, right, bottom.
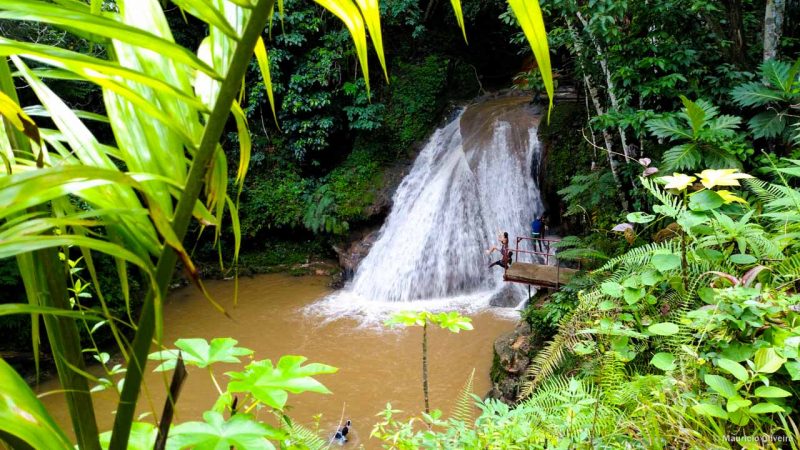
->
37, 273, 516, 448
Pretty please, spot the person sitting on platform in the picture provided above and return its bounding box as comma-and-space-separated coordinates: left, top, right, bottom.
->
486, 231, 509, 256
489, 250, 514, 270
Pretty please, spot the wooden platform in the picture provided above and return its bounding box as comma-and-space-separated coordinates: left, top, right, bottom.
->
503, 262, 577, 288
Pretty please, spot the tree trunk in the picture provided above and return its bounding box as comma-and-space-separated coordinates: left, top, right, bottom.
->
566, 18, 630, 211
722, 0, 748, 67
763, 0, 786, 61
575, 12, 631, 160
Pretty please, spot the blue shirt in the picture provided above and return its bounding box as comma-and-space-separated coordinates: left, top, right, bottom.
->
531, 219, 543, 234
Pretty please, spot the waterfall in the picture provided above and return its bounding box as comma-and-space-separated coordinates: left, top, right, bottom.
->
313, 96, 545, 318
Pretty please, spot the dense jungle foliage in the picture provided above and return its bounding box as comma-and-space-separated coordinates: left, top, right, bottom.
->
370, 0, 800, 448
1, 0, 800, 448
0, 0, 518, 353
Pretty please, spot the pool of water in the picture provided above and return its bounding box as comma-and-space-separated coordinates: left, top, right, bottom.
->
37, 273, 517, 448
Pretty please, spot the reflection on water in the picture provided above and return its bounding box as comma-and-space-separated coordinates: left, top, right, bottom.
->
38, 274, 516, 448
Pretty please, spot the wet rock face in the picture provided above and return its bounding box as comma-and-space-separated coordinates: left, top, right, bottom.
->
333, 228, 381, 281
488, 284, 526, 308
487, 321, 540, 404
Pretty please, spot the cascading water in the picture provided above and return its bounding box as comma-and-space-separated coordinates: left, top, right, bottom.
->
313, 96, 545, 319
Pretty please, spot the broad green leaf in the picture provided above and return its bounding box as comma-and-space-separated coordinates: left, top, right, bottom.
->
641, 270, 663, 286
623, 287, 645, 305
168, 412, 281, 450
729, 254, 757, 265
598, 300, 616, 311
679, 95, 706, 137
704, 374, 737, 399
0, 358, 72, 449
648, 322, 679, 336
148, 338, 254, 371
507, 0, 552, 118
754, 348, 786, 374
731, 81, 784, 107
626, 212, 655, 223
650, 352, 676, 371
227, 356, 337, 410
720, 342, 755, 362
754, 386, 791, 398
652, 253, 681, 272
749, 402, 786, 414
717, 358, 748, 382
692, 403, 728, 420
689, 190, 724, 211
749, 111, 786, 139
600, 281, 624, 298
99, 422, 156, 450
385, 310, 429, 327
784, 361, 800, 381
432, 311, 473, 332
726, 396, 751, 413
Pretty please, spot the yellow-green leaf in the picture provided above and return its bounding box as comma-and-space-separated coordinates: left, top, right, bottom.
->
314, 0, 371, 95
447, 0, 467, 43
253, 37, 279, 127
353, 0, 388, 79
507, 0, 552, 118
0, 359, 72, 450
0, 90, 39, 143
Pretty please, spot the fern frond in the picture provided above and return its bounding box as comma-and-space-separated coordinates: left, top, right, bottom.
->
450, 368, 476, 426
287, 421, 327, 450
640, 176, 684, 219
598, 351, 627, 405
518, 291, 600, 399
596, 241, 681, 274
775, 253, 800, 283
519, 332, 574, 399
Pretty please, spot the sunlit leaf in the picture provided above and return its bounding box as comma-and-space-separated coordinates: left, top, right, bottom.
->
98, 422, 157, 450
168, 412, 281, 450
227, 356, 337, 410
0, 90, 39, 143
0, 359, 72, 450
314, 0, 371, 94
148, 338, 253, 372
0, 0, 219, 78
507, 0, 552, 118
253, 37, 279, 127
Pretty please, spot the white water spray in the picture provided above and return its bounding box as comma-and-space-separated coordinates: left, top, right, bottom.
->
312, 96, 545, 319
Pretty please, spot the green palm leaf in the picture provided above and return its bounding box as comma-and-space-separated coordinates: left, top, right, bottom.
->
0, 358, 73, 450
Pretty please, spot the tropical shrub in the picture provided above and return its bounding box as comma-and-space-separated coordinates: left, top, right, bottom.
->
372, 165, 800, 448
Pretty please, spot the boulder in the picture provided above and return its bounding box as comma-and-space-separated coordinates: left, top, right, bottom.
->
488, 321, 535, 404
332, 227, 381, 281
488, 284, 526, 308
